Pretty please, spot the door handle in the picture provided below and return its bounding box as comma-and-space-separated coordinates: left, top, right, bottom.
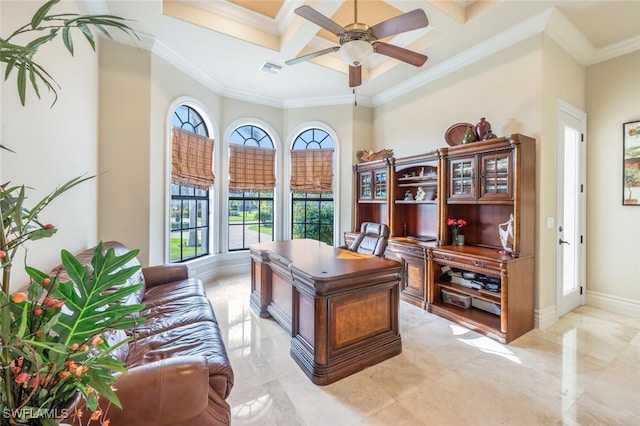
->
559, 238, 571, 245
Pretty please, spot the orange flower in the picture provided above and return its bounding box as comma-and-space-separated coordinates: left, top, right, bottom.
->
90, 409, 102, 421
14, 372, 29, 384
92, 336, 104, 346
11, 292, 27, 303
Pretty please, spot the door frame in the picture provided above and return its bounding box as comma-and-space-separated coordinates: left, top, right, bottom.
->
556, 99, 587, 317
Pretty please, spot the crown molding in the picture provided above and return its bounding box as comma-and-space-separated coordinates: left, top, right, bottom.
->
590, 34, 640, 65
283, 92, 371, 109
371, 8, 553, 106
89, 1, 640, 110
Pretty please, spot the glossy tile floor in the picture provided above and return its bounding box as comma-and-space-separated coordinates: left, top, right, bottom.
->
205, 275, 640, 425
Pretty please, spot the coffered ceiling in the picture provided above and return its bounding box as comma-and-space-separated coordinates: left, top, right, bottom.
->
84, 1, 640, 107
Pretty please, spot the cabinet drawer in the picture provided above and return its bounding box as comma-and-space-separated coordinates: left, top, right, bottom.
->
432, 250, 501, 272
386, 242, 426, 258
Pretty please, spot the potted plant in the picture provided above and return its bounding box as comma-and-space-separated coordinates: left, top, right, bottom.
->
1, 1, 141, 424
624, 166, 640, 204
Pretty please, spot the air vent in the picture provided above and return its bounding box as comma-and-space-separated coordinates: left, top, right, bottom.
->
260, 61, 283, 75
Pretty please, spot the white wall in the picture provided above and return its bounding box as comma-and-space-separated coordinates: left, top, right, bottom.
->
586, 50, 640, 309
1, 0, 99, 290
539, 34, 586, 311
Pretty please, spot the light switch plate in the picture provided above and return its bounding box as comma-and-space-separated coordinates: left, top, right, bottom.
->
546, 217, 554, 228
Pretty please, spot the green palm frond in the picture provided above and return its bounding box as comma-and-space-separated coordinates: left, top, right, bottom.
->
0, 0, 138, 106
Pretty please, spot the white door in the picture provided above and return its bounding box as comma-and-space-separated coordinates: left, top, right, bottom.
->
556, 100, 587, 317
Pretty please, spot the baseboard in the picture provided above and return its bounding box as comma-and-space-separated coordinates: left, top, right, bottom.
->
535, 305, 557, 329
587, 290, 640, 318
185, 252, 251, 283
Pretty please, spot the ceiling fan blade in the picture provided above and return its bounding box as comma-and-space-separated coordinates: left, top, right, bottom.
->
349, 65, 362, 88
295, 5, 345, 36
370, 9, 429, 40
373, 42, 428, 67
285, 46, 340, 66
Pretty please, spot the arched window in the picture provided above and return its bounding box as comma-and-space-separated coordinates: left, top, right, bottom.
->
291, 128, 335, 245
170, 104, 212, 262
228, 124, 275, 250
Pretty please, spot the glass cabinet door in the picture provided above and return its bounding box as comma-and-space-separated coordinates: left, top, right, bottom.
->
359, 172, 372, 200
374, 170, 387, 199
480, 152, 512, 200
448, 157, 476, 200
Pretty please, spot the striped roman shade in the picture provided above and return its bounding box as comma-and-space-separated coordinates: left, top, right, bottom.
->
171, 126, 215, 190
229, 145, 276, 191
290, 149, 334, 193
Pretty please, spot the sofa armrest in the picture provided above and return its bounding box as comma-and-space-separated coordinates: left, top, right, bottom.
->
142, 264, 189, 287
105, 356, 212, 425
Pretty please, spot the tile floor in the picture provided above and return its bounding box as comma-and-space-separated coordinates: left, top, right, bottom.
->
205, 274, 640, 425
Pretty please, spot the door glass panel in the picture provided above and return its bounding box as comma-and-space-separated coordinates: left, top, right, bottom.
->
562, 127, 579, 295
375, 171, 387, 198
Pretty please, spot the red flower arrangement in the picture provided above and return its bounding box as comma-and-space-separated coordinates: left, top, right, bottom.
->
447, 218, 468, 230
447, 218, 467, 245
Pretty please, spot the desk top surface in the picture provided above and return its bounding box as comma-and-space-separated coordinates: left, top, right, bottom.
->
250, 239, 400, 280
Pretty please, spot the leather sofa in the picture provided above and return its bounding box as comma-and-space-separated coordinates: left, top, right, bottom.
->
59, 241, 234, 425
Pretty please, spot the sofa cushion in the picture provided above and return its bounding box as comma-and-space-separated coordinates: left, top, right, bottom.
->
134, 295, 217, 338
104, 329, 130, 362
142, 278, 207, 309
126, 321, 234, 399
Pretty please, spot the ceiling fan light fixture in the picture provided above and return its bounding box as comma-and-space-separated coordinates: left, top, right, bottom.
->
339, 40, 373, 67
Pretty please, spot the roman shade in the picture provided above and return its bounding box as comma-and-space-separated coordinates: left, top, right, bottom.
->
229, 145, 276, 192
290, 149, 334, 193
171, 126, 215, 190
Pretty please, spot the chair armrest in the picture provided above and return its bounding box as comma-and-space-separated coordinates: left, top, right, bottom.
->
142, 264, 189, 287
106, 356, 211, 425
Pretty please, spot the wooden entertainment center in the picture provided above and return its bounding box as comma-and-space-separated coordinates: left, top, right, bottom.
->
348, 134, 536, 344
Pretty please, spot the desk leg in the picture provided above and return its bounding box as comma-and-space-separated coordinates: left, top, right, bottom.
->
250, 257, 271, 318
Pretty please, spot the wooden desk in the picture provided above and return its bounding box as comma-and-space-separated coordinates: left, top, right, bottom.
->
250, 239, 402, 385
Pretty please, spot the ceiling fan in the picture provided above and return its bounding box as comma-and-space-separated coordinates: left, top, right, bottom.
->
285, 0, 429, 88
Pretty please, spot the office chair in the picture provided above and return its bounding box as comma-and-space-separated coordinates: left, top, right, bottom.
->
348, 222, 390, 256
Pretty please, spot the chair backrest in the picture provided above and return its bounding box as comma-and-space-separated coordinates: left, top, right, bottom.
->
349, 222, 390, 256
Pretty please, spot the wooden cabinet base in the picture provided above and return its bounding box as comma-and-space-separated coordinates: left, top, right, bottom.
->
428, 303, 507, 343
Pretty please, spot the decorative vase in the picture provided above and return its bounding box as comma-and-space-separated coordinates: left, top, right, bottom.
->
475, 117, 491, 140
451, 228, 459, 245
461, 126, 476, 144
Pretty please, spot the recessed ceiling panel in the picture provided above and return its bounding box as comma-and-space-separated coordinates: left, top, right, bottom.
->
227, 0, 284, 19
316, 0, 406, 41
557, 1, 640, 48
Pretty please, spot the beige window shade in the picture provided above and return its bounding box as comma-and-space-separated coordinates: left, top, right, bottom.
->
171, 126, 215, 190
290, 149, 334, 193
229, 145, 276, 191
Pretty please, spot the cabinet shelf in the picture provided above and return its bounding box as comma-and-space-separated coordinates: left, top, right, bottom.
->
435, 282, 501, 304
397, 182, 437, 188
429, 302, 502, 338
397, 176, 437, 182
395, 199, 437, 205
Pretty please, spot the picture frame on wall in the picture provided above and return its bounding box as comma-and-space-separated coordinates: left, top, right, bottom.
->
623, 120, 640, 205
